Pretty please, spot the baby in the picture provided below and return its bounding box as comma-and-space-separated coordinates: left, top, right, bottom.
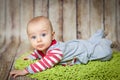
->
10, 16, 112, 78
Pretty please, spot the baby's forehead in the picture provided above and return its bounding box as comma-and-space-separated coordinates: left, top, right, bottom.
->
30, 22, 51, 30
28, 22, 52, 33
27, 17, 53, 32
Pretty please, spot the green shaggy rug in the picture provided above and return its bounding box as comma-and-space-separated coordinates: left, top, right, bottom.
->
15, 51, 120, 80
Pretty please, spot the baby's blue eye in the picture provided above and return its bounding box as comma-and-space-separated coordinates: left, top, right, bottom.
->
31, 36, 36, 39
41, 33, 46, 37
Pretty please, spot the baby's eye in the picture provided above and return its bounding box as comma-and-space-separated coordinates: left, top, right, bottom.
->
41, 33, 46, 37
31, 36, 36, 39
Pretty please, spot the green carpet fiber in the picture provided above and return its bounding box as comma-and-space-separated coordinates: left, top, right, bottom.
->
15, 51, 120, 80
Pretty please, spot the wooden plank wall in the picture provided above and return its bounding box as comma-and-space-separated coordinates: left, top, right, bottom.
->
0, 0, 120, 80
0, 0, 120, 46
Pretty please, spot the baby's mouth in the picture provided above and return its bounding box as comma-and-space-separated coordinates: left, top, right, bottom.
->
37, 44, 44, 48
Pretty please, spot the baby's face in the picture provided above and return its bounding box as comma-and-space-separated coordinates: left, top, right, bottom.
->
27, 21, 54, 53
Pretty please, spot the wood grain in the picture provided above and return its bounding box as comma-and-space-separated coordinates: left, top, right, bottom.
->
104, 0, 117, 42
49, 0, 63, 41
34, 0, 48, 17
90, 0, 104, 36
77, 0, 90, 39
20, 0, 33, 43
0, 0, 20, 54
0, 42, 19, 80
8, 0, 20, 43
0, 0, 5, 48
63, 0, 76, 41
117, 0, 120, 43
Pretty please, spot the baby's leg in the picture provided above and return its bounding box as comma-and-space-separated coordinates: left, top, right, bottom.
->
89, 29, 104, 44
89, 39, 112, 61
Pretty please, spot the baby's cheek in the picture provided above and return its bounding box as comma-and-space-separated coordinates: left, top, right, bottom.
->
31, 43, 36, 48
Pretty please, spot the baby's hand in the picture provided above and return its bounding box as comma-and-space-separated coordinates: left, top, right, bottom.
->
10, 69, 28, 78
23, 57, 30, 60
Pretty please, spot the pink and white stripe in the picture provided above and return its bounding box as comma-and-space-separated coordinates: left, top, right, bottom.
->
27, 48, 63, 73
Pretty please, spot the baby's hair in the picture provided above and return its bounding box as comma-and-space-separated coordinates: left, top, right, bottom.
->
27, 16, 53, 32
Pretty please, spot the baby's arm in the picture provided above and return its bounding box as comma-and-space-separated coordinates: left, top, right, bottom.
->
10, 69, 28, 78
10, 49, 63, 78
24, 50, 43, 60
26, 49, 63, 73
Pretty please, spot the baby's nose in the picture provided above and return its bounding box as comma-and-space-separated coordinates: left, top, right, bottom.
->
37, 37, 42, 42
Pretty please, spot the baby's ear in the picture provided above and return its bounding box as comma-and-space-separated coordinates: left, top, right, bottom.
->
52, 32, 55, 40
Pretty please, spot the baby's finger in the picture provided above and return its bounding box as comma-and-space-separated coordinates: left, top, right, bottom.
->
10, 71, 15, 77
9, 73, 13, 77
13, 73, 18, 78
24, 57, 29, 60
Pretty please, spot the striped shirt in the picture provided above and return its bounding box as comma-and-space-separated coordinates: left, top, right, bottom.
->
25, 40, 63, 73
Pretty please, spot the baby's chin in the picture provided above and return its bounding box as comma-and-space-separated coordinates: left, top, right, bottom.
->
36, 47, 47, 52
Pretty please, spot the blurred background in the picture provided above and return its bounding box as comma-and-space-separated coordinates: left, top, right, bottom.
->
0, 0, 120, 43
0, 0, 120, 55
